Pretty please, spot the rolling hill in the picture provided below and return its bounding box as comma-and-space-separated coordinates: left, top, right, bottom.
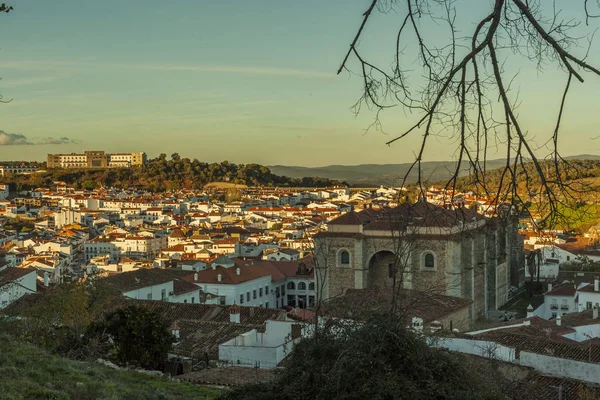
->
269, 155, 600, 186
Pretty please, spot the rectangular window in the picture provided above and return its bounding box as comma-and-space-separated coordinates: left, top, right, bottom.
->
247, 292, 250, 301
240, 294, 244, 304
587, 302, 593, 309
253, 290, 257, 299
161, 289, 166, 300
265, 302, 269, 308
191, 297, 195, 304
275, 287, 280, 297
259, 288, 263, 297
281, 285, 285, 296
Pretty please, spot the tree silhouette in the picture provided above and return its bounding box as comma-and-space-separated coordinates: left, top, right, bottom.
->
340, 0, 600, 227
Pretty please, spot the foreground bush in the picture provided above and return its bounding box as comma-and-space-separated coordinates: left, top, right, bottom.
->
221, 314, 505, 400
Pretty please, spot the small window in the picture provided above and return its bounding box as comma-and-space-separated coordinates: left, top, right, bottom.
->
309, 282, 315, 290
587, 302, 593, 309
567, 256, 570, 261
247, 292, 250, 301
288, 282, 296, 290
240, 294, 244, 304
340, 250, 350, 265
191, 297, 195, 304
161, 289, 166, 300
298, 282, 307, 291
253, 290, 257, 299
265, 302, 269, 308
265, 286, 269, 295
259, 288, 263, 297
424, 253, 435, 268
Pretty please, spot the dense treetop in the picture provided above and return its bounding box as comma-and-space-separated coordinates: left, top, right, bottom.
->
0, 154, 342, 192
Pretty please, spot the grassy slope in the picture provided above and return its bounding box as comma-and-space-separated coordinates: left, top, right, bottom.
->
0, 335, 220, 400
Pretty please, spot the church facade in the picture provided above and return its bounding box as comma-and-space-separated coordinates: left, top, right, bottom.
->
314, 202, 524, 323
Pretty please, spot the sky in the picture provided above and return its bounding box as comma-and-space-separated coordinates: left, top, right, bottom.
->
1, 0, 600, 166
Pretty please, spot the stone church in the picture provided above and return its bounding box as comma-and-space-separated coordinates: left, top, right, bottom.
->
314, 201, 524, 322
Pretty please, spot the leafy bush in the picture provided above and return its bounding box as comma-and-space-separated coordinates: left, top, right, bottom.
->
220, 314, 504, 400
87, 304, 173, 370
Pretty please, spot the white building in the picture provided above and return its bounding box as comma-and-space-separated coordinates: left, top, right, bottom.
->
84, 237, 121, 263
0, 268, 38, 309
53, 209, 83, 229
101, 268, 201, 304
577, 277, 600, 312
0, 184, 8, 200
219, 310, 307, 369
539, 282, 578, 319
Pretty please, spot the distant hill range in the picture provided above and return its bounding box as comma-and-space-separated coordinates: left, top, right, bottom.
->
269, 154, 600, 187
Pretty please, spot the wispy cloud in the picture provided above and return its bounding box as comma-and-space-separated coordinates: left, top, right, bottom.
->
123, 64, 333, 79
0, 130, 80, 145
0, 74, 69, 88
0, 59, 333, 79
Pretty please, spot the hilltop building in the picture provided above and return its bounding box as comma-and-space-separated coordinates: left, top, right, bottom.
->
47, 151, 147, 169
0, 165, 40, 176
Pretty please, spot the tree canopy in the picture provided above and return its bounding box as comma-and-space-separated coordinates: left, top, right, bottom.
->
220, 314, 505, 400
0, 155, 341, 192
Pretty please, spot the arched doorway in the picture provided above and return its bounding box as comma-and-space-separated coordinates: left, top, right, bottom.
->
367, 251, 398, 288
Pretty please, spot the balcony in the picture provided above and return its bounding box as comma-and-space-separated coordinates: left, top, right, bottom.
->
560, 305, 569, 310
550, 304, 559, 310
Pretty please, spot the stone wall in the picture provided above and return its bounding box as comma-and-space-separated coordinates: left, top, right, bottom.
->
316, 218, 522, 323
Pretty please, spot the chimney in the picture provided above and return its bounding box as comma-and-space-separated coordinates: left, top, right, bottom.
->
526, 304, 534, 319
171, 322, 180, 341
236, 267, 241, 276
594, 304, 599, 320
229, 302, 241, 323
595, 276, 599, 292
194, 272, 198, 281
217, 274, 222, 282
547, 281, 553, 292
43, 271, 49, 287
556, 314, 561, 326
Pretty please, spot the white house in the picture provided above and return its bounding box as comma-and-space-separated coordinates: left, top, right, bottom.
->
0, 184, 9, 200
577, 277, 600, 312
219, 308, 308, 369
0, 268, 38, 309
540, 282, 578, 319
100, 268, 201, 304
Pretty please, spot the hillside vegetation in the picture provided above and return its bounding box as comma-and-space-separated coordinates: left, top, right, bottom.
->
0, 334, 219, 400
0, 153, 341, 192
270, 155, 600, 187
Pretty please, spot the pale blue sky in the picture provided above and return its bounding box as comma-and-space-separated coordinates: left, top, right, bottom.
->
1, 0, 600, 166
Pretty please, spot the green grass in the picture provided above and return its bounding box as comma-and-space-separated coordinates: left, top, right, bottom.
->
0, 335, 221, 400
530, 202, 600, 232
552, 203, 600, 231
